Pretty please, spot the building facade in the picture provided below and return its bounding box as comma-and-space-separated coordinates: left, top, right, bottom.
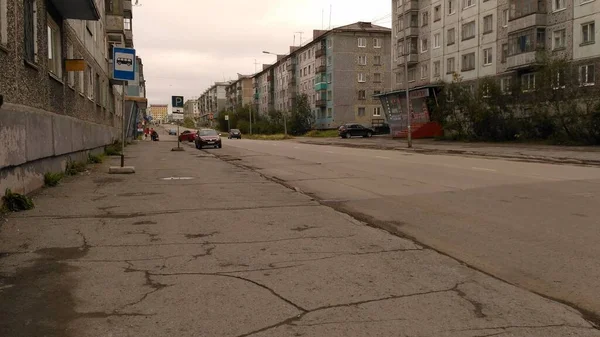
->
149, 104, 168, 123
183, 99, 199, 119
199, 82, 229, 123
253, 65, 275, 115
225, 75, 253, 111
0, 0, 144, 197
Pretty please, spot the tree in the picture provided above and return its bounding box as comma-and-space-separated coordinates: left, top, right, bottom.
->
183, 117, 196, 129
288, 94, 314, 135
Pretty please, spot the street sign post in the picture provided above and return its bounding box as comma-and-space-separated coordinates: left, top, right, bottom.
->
171, 96, 184, 150
112, 47, 136, 169
225, 114, 230, 131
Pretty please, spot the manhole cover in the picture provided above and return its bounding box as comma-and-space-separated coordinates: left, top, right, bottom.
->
160, 177, 194, 181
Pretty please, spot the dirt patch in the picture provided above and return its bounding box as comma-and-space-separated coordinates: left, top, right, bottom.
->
185, 231, 219, 239
132, 220, 158, 226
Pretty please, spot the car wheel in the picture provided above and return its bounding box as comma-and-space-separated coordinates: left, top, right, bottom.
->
345, 133, 351, 139
218, 143, 222, 148
367, 131, 373, 138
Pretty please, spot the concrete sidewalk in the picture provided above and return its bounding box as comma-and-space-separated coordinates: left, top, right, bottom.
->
295, 137, 600, 166
1, 139, 599, 336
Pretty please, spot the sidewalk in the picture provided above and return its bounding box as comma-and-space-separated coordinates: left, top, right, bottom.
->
1, 139, 599, 336
295, 137, 600, 166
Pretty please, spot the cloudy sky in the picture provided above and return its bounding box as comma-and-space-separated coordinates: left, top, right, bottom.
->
133, 0, 391, 106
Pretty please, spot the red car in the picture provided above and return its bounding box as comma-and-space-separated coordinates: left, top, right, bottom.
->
178, 130, 196, 142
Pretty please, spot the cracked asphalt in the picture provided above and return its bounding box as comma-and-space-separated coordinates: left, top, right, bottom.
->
0, 136, 599, 337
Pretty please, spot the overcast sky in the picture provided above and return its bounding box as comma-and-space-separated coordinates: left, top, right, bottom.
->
133, 0, 391, 106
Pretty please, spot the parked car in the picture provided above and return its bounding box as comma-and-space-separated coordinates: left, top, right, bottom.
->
168, 129, 177, 135
195, 129, 222, 149
338, 123, 374, 138
228, 129, 242, 139
178, 130, 196, 142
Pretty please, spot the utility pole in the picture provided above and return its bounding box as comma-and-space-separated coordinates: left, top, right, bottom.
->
402, 1, 412, 148
121, 83, 127, 167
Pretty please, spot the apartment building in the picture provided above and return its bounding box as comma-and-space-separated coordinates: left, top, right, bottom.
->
253, 64, 275, 115
183, 99, 199, 119
251, 22, 392, 129
149, 104, 168, 123
199, 82, 229, 122
225, 74, 254, 111
0, 0, 145, 197
381, 0, 600, 137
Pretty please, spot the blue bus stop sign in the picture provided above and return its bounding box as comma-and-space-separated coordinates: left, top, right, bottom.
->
113, 47, 136, 81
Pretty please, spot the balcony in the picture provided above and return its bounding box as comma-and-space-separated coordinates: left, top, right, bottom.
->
315, 49, 325, 58
124, 0, 132, 12
316, 65, 327, 74
48, 0, 100, 20
286, 63, 296, 72
106, 15, 124, 32
397, 53, 418, 65
314, 82, 328, 91
397, 27, 419, 38
316, 99, 327, 108
506, 51, 539, 69
508, 14, 547, 34
398, 0, 418, 12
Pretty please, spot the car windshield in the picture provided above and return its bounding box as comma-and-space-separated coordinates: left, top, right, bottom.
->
199, 130, 218, 136
231, 129, 240, 132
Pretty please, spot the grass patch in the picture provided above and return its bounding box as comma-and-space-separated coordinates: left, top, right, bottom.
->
304, 130, 339, 138
88, 153, 104, 164
244, 134, 295, 140
104, 142, 122, 156
2, 189, 34, 212
44, 172, 64, 187
65, 160, 87, 176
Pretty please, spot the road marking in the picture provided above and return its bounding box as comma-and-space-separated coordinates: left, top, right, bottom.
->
375, 156, 391, 160
471, 167, 497, 172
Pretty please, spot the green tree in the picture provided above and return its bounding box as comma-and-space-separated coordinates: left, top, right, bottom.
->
288, 94, 314, 135
183, 117, 196, 128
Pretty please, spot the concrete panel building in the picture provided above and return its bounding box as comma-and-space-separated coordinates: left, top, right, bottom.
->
0, 0, 145, 197
225, 74, 254, 111
199, 82, 229, 123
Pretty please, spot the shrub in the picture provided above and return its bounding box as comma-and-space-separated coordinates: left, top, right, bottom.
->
88, 153, 104, 164
65, 160, 87, 176
104, 143, 122, 156
44, 172, 64, 187
2, 189, 34, 212
304, 130, 339, 138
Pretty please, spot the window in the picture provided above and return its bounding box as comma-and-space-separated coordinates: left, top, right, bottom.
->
396, 72, 402, 84
448, 0, 455, 14
509, 28, 546, 55
421, 38, 428, 52
0, 0, 7, 45
327, 73, 332, 83
434, 5, 441, 21
553, 69, 566, 89
582, 22, 595, 44
501, 77, 512, 94
408, 68, 416, 82
502, 9, 508, 27
422, 11, 429, 26
410, 12, 419, 27
358, 37, 366, 47
327, 90, 332, 100
553, 29, 566, 49
447, 28, 456, 45
24, 0, 38, 63
47, 15, 62, 78
421, 64, 428, 78
434, 33, 441, 48
483, 15, 493, 33
501, 43, 508, 63
463, 0, 474, 8
358, 55, 367, 65
447, 57, 455, 73
462, 21, 475, 40
373, 107, 381, 116
580, 65, 595, 85
434, 61, 441, 77
510, 0, 546, 19
327, 108, 332, 118
358, 90, 366, 100
374, 73, 382, 82
79, 66, 85, 93
483, 48, 493, 65
358, 73, 366, 82
553, 0, 565, 11
461, 52, 475, 71
374, 55, 381, 65
374, 90, 381, 95
521, 73, 536, 91
374, 38, 381, 48
87, 65, 94, 99
357, 107, 366, 116
67, 43, 75, 87
124, 17, 131, 30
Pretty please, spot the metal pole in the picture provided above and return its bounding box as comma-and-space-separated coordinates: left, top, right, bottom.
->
249, 104, 253, 135
402, 1, 412, 148
227, 114, 230, 132
283, 112, 287, 136
121, 83, 127, 167
177, 121, 180, 149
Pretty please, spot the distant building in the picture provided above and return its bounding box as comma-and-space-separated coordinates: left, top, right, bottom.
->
225, 75, 254, 111
199, 82, 229, 123
149, 104, 168, 123
183, 99, 199, 119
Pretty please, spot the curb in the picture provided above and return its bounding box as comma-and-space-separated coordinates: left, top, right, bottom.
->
295, 140, 600, 167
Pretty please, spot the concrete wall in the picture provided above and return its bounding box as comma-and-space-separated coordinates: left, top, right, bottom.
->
0, 103, 119, 197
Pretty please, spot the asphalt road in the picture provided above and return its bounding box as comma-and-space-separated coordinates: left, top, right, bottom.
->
216, 137, 600, 319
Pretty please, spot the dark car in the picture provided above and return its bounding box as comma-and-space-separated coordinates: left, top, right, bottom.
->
338, 123, 374, 138
195, 129, 222, 149
168, 129, 177, 135
228, 129, 242, 139
178, 130, 196, 142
